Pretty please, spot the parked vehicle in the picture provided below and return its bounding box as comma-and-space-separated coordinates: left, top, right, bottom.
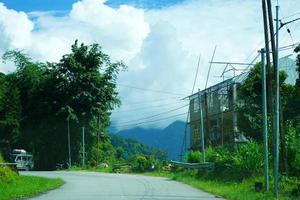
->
11, 149, 34, 171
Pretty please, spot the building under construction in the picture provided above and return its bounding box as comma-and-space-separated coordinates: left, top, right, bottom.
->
188, 56, 297, 150
189, 76, 246, 150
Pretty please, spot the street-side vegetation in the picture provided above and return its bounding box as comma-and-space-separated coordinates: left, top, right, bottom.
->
0, 40, 166, 170
0, 154, 64, 200
68, 134, 167, 173
0, 40, 128, 169
145, 170, 298, 200
0, 175, 64, 200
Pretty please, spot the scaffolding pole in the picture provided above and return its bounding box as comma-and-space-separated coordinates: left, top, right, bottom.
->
198, 89, 206, 163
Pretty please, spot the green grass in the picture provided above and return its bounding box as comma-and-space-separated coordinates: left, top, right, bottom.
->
144, 170, 299, 200
0, 175, 64, 200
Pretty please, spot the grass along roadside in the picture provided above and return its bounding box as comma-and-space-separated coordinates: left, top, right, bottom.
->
143, 170, 299, 200
0, 175, 64, 200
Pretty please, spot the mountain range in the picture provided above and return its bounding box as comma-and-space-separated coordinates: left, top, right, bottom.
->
115, 121, 190, 161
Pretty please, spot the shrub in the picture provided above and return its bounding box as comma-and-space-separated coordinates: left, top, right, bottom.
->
185, 151, 202, 163
198, 141, 263, 180
0, 153, 18, 183
232, 141, 263, 177
132, 155, 154, 172
286, 119, 300, 176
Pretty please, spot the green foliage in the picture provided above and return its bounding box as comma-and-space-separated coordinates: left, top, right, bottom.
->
286, 119, 300, 176
109, 133, 167, 161
147, 170, 298, 200
0, 175, 64, 200
0, 154, 18, 183
0, 74, 21, 144
0, 41, 126, 169
236, 63, 289, 141
204, 141, 263, 180
132, 155, 154, 172
185, 151, 202, 163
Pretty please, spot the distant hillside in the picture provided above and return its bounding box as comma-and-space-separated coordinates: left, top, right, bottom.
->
109, 133, 167, 161
115, 121, 190, 161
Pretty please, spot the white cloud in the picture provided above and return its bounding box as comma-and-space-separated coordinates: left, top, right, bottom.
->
0, 0, 149, 67
0, 0, 299, 129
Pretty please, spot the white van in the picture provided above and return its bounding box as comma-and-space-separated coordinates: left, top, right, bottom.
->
11, 149, 34, 171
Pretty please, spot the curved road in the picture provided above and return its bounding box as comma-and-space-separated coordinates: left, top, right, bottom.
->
21, 171, 224, 200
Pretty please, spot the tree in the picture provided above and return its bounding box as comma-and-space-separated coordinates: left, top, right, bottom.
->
237, 63, 289, 141
1, 41, 125, 169
0, 73, 21, 144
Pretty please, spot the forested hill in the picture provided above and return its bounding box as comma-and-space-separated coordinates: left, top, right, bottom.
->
109, 134, 167, 161
116, 121, 190, 161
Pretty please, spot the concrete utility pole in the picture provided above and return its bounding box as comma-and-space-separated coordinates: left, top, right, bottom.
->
274, 5, 280, 198
260, 48, 269, 191
82, 127, 85, 167
198, 89, 206, 163
67, 118, 72, 168
261, 0, 273, 115
266, 0, 277, 70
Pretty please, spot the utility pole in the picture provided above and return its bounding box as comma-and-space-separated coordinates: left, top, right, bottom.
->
82, 126, 85, 167
266, 0, 277, 70
198, 89, 205, 163
260, 48, 269, 191
261, 0, 273, 116
67, 118, 71, 168
274, 5, 280, 198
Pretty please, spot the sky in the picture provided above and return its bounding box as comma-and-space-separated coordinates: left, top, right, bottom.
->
0, 0, 299, 131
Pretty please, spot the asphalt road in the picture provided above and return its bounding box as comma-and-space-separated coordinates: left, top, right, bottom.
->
21, 171, 224, 200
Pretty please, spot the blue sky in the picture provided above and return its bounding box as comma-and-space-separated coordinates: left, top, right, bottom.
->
1, 0, 185, 12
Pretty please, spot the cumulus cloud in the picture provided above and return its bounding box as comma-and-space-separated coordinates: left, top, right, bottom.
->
0, 0, 299, 129
0, 0, 149, 67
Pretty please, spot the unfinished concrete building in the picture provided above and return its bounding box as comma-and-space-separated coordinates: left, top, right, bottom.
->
188, 76, 247, 150
188, 55, 297, 150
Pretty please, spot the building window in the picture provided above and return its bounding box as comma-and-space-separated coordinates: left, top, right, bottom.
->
193, 99, 199, 113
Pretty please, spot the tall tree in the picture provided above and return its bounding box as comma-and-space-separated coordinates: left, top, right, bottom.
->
1, 41, 125, 169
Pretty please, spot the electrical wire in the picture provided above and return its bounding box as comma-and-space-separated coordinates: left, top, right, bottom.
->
118, 97, 185, 106
117, 104, 188, 125
111, 112, 187, 128
118, 83, 188, 96
114, 100, 187, 113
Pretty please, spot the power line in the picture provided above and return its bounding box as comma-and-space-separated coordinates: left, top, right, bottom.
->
118, 83, 188, 96
112, 112, 187, 128
116, 104, 188, 125
118, 97, 185, 106
114, 100, 186, 113
281, 11, 300, 20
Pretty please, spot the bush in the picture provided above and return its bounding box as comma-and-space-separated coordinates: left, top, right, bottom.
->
0, 153, 18, 183
286, 119, 300, 176
198, 141, 263, 180
185, 151, 202, 163
132, 155, 154, 172
232, 141, 263, 176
